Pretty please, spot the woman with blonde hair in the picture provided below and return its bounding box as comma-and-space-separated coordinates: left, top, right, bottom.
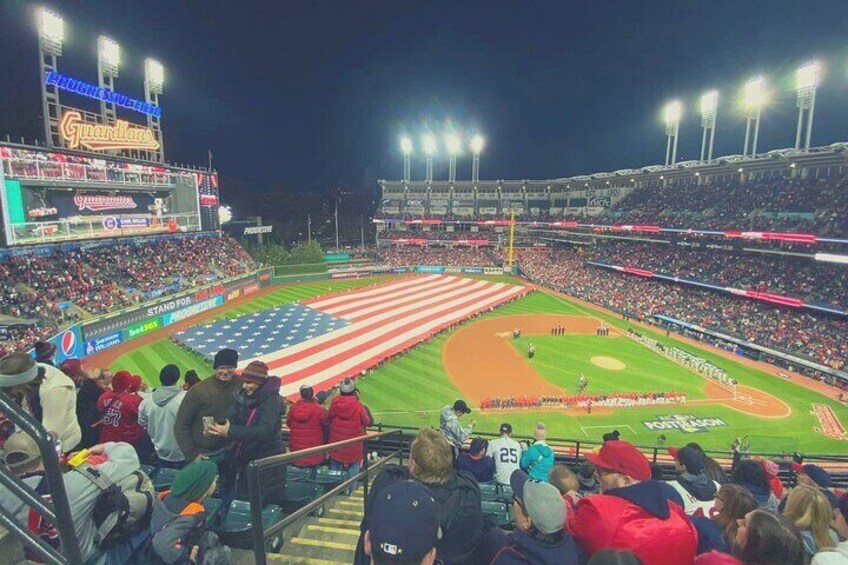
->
782, 485, 839, 560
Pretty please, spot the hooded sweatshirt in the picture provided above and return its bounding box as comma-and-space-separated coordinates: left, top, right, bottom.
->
97, 374, 144, 446
139, 385, 186, 462
485, 528, 582, 565
440, 405, 471, 449
38, 363, 81, 452
666, 472, 719, 516
520, 441, 554, 482
569, 480, 698, 565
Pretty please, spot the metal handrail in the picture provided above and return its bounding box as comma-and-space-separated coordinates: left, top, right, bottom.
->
246, 429, 404, 565
0, 390, 82, 565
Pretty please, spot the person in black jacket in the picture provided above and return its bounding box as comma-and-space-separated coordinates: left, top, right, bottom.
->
59, 359, 103, 450
207, 360, 286, 504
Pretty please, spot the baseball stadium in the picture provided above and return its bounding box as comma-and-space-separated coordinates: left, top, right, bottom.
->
1, 4, 848, 565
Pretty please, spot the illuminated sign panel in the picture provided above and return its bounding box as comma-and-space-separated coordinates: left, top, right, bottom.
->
60, 111, 160, 152
45, 71, 162, 117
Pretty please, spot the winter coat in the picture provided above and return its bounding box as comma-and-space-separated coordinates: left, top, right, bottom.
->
76, 378, 104, 450
139, 386, 186, 462
569, 480, 698, 565
286, 399, 329, 467
227, 377, 286, 465
735, 479, 779, 513
812, 541, 848, 565
328, 394, 372, 465
422, 470, 484, 565
440, 405, 471, 449
484, 528, 582, 565
174, 375, 239, 461
149, 491, 207, 564
666, 472, 720, 516
39, 363, 81, 452
457, 452, 496, 483
97, 388, 144, 446
691, 515, 731, 555
520, 441, 554, 482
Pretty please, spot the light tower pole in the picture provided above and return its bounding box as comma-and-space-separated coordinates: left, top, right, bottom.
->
664, 100, 682, 166
423, 135, 436, 182
446, 134, 460, 183
700, 91, 718, 161
144, 58, 165, 162
470, 135, 484, 183
742, 76, 765, 156
795, 61, 820, 151
38, 8, 64, 148
400, 137, 412, 183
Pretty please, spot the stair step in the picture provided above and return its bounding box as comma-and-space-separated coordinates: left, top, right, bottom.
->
290, 537, 357, 551
268, 555, 350, 565
304, 525, 361, 537
327, 507, 363, 517
336, 500, 362, 507
318, 517, 361, 528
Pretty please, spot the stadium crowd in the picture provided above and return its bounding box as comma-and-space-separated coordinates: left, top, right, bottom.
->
479, 391, 687, 411
377, 246, 500, 267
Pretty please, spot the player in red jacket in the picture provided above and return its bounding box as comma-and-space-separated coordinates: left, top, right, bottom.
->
569, 440, 698, 565
97, 371, 150, 459
286, 385, 329, 467
328, 378, 372, 492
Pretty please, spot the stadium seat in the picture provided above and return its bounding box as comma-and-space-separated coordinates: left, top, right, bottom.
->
284, 465, 313, 482
139, 464, 157, 479
481, 500, 511, 527
203, 497, 225, 527
212, 500, 284, 552
152, 467, 181, 492
479, 483, 500, 502
498, 484, 514, 503
309, 467, 348, 491
283, 480, 323, 515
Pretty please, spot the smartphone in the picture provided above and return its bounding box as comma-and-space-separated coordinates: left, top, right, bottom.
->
202, 416, 213, 433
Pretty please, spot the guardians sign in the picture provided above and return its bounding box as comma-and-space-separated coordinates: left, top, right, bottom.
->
60, 111, 160, 151
642, 414, 728, 434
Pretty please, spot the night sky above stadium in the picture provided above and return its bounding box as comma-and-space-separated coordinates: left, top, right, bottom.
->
2, 0, 848, 202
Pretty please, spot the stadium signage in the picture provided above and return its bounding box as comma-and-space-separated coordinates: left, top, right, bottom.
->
147, 296, 194, 318
243, 226, 272, 235
811, 404, 847, 441
125, 318, 160, 339
84, 331, 123, 355
103, 217, 150, 230
642, 414, 728, 433
61, 111, 160, 152
75, 193, 137, 212
162, 296, 224, 326
45, 71, 162, 117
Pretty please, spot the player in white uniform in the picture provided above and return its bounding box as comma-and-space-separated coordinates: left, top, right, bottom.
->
487, 423, 523, 485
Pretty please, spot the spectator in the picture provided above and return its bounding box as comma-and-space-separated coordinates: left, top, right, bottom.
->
811, 494, 848, 564
577, 462, 600, 495
692, 483, 758, 555
732, 460, 779, 513
483, 469, 581, 564
34, 341, 56, 365
138, 364, 186, 468
457, 438, 495, 483
97, 371, 150, 460
60, 359, 103, 450
666, 445, 719, 516
685, 443, 728, 485
0, 353, 80, 452
149, 460, 220, 564
440, 399, 473, 455
588, 550, 646, 565
488, 422, 522, 486
569, 440, 697, 565
704, 509, 804, 565
174, 348, 239, 463
521, 422, 554, 482
286, 384, 330, 468
760, 459, 784, 500
328, 378, 373, 494
793, 463, 839, 507
782, 485, 838, 559
208, 360, 286, 502
549, 463, 581, 509
408, 427, 482, 564
183, 370, 200, 390
363, 480, 441, 565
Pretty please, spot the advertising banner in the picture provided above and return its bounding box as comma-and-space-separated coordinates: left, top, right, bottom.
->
162, 296, 224, 326
49, 191, 156, 219
124, 317, 161, 340
415, 266, 446, 274
84, 331, 123, 356
41, 324, 86, 364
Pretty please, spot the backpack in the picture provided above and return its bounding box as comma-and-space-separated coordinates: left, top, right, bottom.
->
74, 464, 155, 550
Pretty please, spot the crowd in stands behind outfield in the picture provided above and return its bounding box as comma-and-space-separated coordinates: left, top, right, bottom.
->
480, 391, 687, 410
377, 246, 499, 267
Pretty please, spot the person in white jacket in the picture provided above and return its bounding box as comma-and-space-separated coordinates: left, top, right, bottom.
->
138, 364, 186, 467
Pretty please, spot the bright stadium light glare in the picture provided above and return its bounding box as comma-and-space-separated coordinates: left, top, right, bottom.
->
98, 36, 120, 71
400, 137, 413, 155
700, 90, 718, 115
743, 76, 766, 110
145, 58, 165, 89
796, 61, 820, 90
423, 135, 437, 156
218, 205, 233, 224
470, 135, 485, 154
39, 8, 64, 44
664, 100, 683, 126
445, 134, 461, 156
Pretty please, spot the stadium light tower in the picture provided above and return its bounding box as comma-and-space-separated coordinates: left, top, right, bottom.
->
700, 90, 718, 161
795, 61, 820, 151
446, 134, 461, 183
144, 58, 165, 162
663, 100, 682, 166
423, 135, 436, 182
470, 135, 484, 183
400, 137, 412, 183
38, 8, 64, 148
742, 76, 765, 156
97, 36, 120, 126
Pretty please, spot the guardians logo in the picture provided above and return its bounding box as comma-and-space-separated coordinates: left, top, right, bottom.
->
810, 404, 847, 441
642, 414, 728, 434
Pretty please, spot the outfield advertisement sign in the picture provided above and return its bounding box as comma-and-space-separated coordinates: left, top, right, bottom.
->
34, 324, 86, 364
124, 318, 161, 339
163, 296, 224, 326
84, 331, 123, 355
642, 414, 728, 433
415, 266, 446, 274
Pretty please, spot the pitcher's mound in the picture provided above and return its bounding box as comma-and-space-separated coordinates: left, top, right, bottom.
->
591, 356, 626, 371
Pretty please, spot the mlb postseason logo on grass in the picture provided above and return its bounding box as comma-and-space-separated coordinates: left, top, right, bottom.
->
810, 404, 848, 441
642, 414, 728, 434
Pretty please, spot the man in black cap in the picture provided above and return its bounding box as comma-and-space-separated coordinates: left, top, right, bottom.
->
34, 341, 56, 366
364, 480, 440, 565
174, 348, 239, 462
488, 423, 522, 486
665, 445, 719, 516
439, 399, 474, 455
457, 438, 495, 483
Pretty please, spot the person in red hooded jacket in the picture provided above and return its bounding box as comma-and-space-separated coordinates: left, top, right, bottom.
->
97, 371, 153, 461
328, 378, 372, 494
286, 385, 329, 468
569, 440, 697, 565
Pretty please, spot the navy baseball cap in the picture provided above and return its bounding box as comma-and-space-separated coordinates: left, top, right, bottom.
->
500, 423, 512, 434
668, 446, 705, 475
453, 400, 471, 414
792, 463, 833, 488
369, 481, 440, 562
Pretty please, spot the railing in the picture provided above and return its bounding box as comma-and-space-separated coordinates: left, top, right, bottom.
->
0, 390, 82, 565
1, 156, 190, 188
9, 213, 200, 246
246, 429, 405, 565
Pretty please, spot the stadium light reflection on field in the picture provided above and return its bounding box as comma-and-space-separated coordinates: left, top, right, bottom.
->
742, 76, 765, 156
663, 100, 682, 166
795, 61, 820, 150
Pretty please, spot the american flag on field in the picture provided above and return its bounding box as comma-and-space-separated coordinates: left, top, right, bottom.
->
174, 275, 528, 399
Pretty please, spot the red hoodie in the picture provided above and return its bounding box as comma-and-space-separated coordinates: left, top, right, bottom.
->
286, 399, 330, 467
328, 394, 372, 465
97, 372, 144, 445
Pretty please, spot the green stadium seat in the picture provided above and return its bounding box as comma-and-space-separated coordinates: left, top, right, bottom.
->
283, 480, 323, 515
213, 500, 284, 551
310, 467, 347, 485
139, 464, 157, 479
481, 500, 511, 527
152, 467, 180, 492
498, 484, 514, 503
479, 483, 500, 501
202, 497, 224, 527
284, 465, 313, 482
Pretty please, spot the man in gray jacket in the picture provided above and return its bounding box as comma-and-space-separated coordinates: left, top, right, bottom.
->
139, 364, 186, 467
440, 399, 474, 455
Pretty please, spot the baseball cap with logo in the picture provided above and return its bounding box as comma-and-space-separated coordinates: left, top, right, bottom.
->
368, 480, 440, 562
510, 469, 567, 535
4, 432, 42, 472
585, 440, 651, 481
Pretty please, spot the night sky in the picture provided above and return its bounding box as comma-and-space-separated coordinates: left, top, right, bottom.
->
2, 0, 848, 206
